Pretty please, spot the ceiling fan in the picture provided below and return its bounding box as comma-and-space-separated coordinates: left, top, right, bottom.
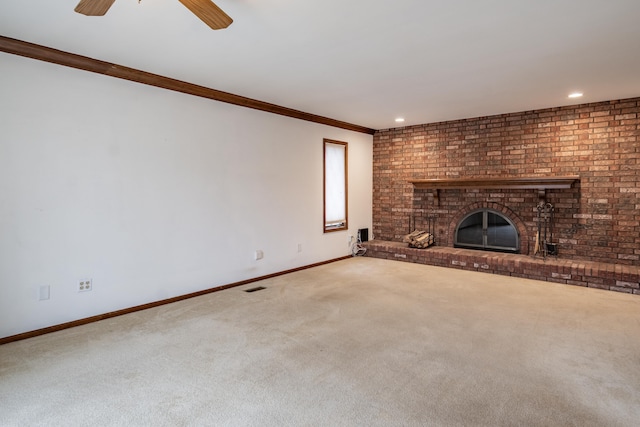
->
74, 0, 233, 30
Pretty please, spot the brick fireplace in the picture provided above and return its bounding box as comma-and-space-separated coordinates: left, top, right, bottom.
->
366, 97, 640, 294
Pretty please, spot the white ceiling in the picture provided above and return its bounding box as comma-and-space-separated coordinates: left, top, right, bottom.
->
2, 0, 640, 130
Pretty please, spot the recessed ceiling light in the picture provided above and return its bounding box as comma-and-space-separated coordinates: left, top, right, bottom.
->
395, 118, 405, 123
568, 92, 583, 98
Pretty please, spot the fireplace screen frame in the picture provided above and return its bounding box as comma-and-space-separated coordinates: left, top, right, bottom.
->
454, 208, 520, 253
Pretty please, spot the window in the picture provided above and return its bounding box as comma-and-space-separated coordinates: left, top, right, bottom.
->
323, 139, 348, 232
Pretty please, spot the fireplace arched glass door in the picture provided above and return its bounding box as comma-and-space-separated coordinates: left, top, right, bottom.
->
454, 209, 519, 253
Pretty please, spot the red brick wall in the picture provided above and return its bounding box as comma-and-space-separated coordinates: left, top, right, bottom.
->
373, 98, 639, 265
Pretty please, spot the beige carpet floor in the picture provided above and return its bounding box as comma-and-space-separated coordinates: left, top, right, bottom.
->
1, 257, 639, 426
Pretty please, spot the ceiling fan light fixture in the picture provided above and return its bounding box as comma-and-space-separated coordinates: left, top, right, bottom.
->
178, 0, 233, 30
74, 0, 233, 30
74, 0, 116, 16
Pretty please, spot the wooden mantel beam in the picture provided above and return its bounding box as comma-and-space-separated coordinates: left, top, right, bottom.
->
409, 176, 580, 204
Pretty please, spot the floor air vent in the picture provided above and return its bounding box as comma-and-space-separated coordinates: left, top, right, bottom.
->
244, 286, 266, 293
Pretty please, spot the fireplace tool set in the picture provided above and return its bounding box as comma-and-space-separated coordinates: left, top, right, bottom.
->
535, 201, 557, 257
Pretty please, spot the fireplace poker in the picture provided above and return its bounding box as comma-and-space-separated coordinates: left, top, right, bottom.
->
535, 202, 542, 256
535, 202, 556, 258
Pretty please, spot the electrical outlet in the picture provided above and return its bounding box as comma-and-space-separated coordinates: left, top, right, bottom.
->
254, 250, 264, 260
78, 278, 92, 292
297, 243, 302, 253
39, 285, 50, 301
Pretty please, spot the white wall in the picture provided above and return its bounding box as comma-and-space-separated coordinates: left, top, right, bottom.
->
0, 54, 373, 338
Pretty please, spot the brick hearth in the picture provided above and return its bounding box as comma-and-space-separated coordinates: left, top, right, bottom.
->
373, 97, 639, 267
370, 97, 639, 295
363, 240, 640, 295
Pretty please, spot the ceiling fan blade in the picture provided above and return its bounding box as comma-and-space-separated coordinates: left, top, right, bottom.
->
74, 0, 116, 16
178, 0, 233, 30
